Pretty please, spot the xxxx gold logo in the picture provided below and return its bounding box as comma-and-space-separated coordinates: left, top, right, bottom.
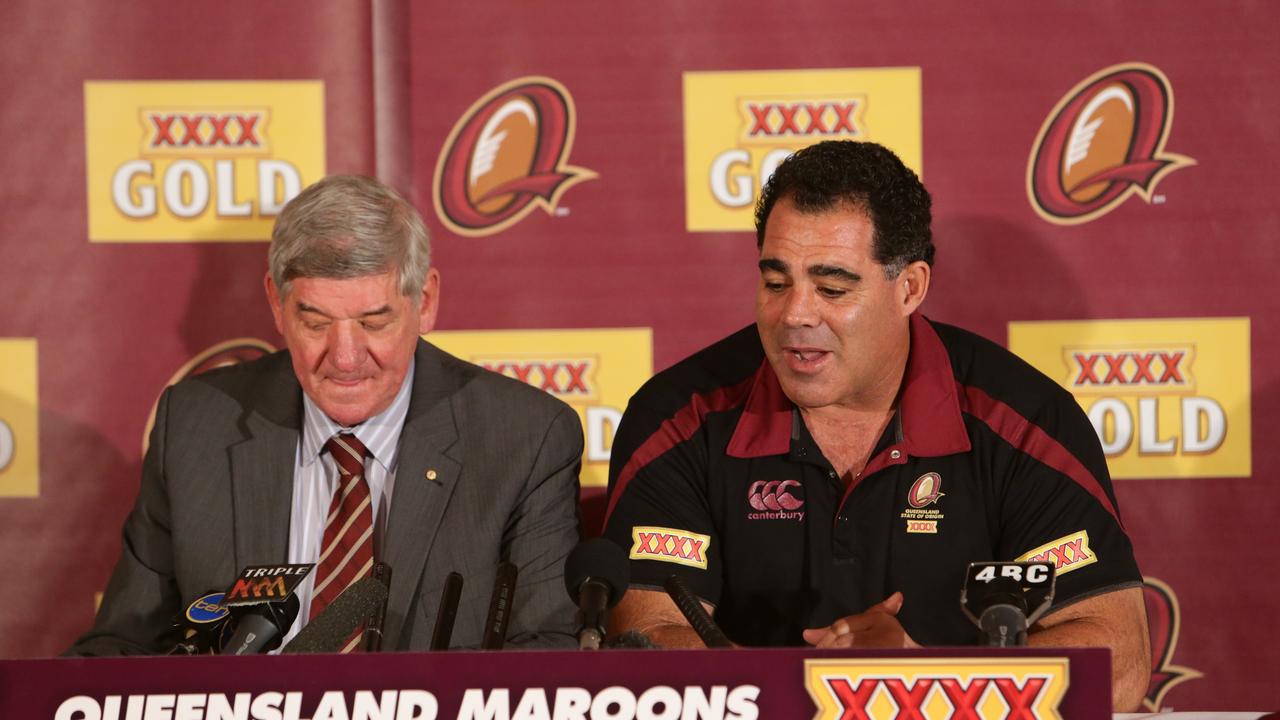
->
737, 96, 865, 144
1069, 347, 1193, 394
142, 339, 275, 454
433, 76, 596, 237
142, 110, 267, 154
1028, 63, 1194, 225
84, 81, 325, 242
683, 68, 921, 231
476, 357, 597, 400
1063, 341, 1222, 458
1009, 318, 1250, 479
806, 658, 1069, 719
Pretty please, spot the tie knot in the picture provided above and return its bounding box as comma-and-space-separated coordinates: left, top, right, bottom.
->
324, 433, 369, 477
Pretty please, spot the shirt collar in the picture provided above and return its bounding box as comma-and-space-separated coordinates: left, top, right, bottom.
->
726, 313, 970, 459
300, 357, 416, 470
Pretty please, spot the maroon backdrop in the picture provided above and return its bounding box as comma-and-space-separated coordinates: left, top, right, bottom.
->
0, 1, 1275, 711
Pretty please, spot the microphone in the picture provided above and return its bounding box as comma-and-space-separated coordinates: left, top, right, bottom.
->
221, 593, 300, 655
976, 577, 1029, 647
480, 562, 518, 650
960, 561, 1056, 647
430, 572, 464, 651
167, 591, 231, 655
362, 562, 393, 652
663, 574, 732, 648
564, 539, 630, 651
281, 576, 389, 654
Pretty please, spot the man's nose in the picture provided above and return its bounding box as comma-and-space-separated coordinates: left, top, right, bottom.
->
327, 321, 368, 371
781, 286, 819, 327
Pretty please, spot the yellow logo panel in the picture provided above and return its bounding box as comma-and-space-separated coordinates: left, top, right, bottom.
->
0, 339, 39, 497
84, 81, 325, 242
683, 67, 922, 232
806, 658, 1069, 720
428, 328, 652, 488
1008, 318, 1250, 479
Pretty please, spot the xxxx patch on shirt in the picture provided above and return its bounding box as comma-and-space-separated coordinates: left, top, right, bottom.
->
1017, 530, 1097, 575
629, 526, 711, 570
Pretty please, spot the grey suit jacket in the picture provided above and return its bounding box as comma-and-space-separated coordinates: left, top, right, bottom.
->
70, 339, 583, 654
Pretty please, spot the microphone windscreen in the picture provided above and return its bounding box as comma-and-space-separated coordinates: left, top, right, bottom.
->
980, 577, 1029, 615
564, 538, 630, 607
224, 593, 301, 655
281, 576, 389, 654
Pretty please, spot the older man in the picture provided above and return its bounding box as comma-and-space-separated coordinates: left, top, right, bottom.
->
603, 141, 1150, 710
71, 175, 582, 653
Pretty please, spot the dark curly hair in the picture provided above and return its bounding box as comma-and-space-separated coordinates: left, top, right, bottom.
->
754, 140, 934, 277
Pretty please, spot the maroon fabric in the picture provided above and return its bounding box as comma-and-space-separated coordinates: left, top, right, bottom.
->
310, 434, 374, 625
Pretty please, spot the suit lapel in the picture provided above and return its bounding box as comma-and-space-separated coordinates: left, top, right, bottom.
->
383, 341, 461, 646
229, 356, 303, 572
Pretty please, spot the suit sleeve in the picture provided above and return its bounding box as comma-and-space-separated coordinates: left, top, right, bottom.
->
65, 387, 182, 655
502, 403, 583, 648
602, 398, 723, 607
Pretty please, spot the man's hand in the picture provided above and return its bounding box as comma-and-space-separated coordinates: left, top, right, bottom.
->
802, 592, 920, 649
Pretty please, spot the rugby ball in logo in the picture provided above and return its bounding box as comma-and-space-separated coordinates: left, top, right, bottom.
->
1027, 63, 1194, 225
433, 76, 596, 237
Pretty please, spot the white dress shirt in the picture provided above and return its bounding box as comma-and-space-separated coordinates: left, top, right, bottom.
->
280, 359, 415, 646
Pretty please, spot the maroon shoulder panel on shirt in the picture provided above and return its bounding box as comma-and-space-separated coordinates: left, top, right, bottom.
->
958, 382, 1122, 527
603, 374, 755, 527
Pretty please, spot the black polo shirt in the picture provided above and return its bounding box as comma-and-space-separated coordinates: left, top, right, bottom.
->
603, 314, 1141, 647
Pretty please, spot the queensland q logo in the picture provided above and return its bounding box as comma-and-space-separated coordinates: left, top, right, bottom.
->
0, 419, 13, 473
433, 76, 596, 237
1027, 63, 1194, 225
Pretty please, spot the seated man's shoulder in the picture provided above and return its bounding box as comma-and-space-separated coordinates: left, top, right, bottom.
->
930, 319, 1079, 415
630, 323, 764, 414
164, 349, 297, 415
429, 342, 578, 423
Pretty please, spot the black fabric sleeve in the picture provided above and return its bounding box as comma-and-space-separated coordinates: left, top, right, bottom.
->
603, 399, 723, 606
991, 394, 1143, 608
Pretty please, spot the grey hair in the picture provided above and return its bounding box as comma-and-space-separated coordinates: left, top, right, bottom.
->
268, 175, 430, 299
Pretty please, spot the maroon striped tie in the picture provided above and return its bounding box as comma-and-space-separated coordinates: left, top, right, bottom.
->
311, 433, 375, 652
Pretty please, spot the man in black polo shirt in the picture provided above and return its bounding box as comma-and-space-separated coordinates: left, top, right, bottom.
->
602, 140, 1150, 710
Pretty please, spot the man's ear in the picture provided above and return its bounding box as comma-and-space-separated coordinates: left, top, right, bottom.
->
265, 272, 286, 335
417, 268, 441, 335
898, 261, 931, 316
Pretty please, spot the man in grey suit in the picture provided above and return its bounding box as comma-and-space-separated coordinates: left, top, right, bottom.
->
70, 175, 582, 654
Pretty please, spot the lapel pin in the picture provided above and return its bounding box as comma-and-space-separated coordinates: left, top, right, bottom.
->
425, 469, 438, 481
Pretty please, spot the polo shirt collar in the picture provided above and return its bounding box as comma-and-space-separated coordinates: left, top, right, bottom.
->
725, 313, 970, 460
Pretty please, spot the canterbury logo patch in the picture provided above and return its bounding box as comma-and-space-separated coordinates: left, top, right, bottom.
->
629, 526, 710, 569
1017, 530, 1097, 575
